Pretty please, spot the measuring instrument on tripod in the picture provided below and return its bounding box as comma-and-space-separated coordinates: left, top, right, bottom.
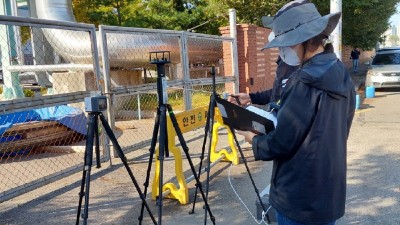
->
76, 95, 157, 225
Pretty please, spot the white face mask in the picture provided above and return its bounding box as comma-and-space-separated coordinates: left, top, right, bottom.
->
279, 46, 301, 66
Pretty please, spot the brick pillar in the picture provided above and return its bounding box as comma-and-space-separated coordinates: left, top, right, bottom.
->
220, 26, 235, 94
220, 24, 278, 94
342, 45, 352, 68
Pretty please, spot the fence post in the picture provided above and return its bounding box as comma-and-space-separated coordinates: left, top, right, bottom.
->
180, 31, 192, 110
137, 93, 142, 120
0, 1, 24, 99
330, 0, 342, 60
98, 26, 114, 161
229, 9, 240, 94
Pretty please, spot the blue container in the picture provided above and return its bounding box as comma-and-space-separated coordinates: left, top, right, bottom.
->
365, 86, 375, 98
355, 94, 360, 109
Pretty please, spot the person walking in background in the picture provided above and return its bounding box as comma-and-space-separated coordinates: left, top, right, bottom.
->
236, 0, 356, 224
350, 46, 361, 73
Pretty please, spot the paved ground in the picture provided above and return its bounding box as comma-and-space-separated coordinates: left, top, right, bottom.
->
1, 65, 400, 225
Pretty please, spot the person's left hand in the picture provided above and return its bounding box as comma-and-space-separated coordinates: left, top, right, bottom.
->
236, 130, 257, 144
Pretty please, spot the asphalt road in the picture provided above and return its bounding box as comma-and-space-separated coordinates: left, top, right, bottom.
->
337, 87, 400, 225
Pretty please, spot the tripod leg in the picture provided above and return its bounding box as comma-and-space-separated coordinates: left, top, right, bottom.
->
94, 114, 101, 168
98, 113, 158, 225
76, 113, 96, 225
139, 108, 161, 224
230, 127, 271, 224
202, 97, 217, 225
190, 98, 212, 214
156, 105, 168, 225
167, 105, 215, 225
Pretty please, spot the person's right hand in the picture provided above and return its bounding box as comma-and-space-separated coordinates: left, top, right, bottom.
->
228, 93, 251, 106
235, 129, 257, 144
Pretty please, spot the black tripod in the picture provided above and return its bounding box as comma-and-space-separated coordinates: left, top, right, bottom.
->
188, 67, 217, 225
190, 68, 272, 224
76, 104, 157, 225
138, 51, 215, 225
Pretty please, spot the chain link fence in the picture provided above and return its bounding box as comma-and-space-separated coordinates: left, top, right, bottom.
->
0, 16, 103, 202
186, 33, 235, 108
100, 26, 236, 153
0, 17, 237, 203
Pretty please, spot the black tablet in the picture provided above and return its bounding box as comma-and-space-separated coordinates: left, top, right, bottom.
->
215, 96, 275, 134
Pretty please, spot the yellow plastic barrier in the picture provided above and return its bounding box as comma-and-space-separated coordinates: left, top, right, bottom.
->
210, 109, 239, 165
151, 106, 238, 204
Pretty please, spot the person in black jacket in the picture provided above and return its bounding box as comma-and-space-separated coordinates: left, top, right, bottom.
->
237, 1, 356, 224
230, 56, 298, 106
228, 17, 298, 106
350, 47, 361, 73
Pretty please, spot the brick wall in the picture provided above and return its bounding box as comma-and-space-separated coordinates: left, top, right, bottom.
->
220, 24, 375, 94
220, 24, 278, 94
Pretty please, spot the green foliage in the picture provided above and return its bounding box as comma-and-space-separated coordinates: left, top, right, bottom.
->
220, 0, 290, 26
221, 0, 399, 49
123, 93, 157, 111
20, 26, 31, 45
40, 87, 48, 96
23, 89, 35, 97
122, 0, 227, 34
72, 0, 130, 26
72, 0, 95, 24
191, 92, 210, 108
121, 88, 217, 111
312, 0, 400, 50
72, 0, 400, 49
73, 0, 228, 35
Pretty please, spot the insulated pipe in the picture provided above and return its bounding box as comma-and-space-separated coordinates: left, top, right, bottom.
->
34, 0, 222, 68
34, 0, 173, 67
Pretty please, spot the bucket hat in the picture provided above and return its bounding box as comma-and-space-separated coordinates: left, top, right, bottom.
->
262, 1, 341, 49
261, 16, 273, 28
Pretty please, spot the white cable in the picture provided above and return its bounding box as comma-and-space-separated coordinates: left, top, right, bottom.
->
228, 162, 271, 224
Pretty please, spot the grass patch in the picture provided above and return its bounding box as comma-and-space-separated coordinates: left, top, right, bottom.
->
23, 89, 35, 97
118, 84, 226, 111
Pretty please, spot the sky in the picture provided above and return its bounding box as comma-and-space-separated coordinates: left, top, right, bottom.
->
390, 4, 400, 26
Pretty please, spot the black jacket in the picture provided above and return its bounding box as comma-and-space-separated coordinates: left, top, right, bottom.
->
252, 53, 356, 224
350, 49, 360, 60
249, 57, 298, 104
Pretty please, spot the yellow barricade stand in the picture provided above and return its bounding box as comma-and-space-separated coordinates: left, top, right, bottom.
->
151, 106, 238, 204
210, 109, 239, 165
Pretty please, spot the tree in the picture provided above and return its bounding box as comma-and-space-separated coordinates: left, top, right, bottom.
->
312, 0, 400, 50
219, 0, 400, 49
72, 0, 228, 34
219, 0, 290, 26
71, 0, 96, 24
72, 0, 131, 26
121, 0, 227, 34
71, 0, 400, 49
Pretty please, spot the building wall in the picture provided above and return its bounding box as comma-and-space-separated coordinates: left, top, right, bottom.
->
220, 24, 278, 94
382, 25, 400, 47
221, 24, 374, 94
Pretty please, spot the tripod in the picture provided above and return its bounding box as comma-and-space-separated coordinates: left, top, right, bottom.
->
190, 68, 272, 224
76, 106, 157, 225
138, 51, 215, 225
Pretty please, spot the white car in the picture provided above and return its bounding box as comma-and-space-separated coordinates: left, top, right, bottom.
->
365, 48, 400, 88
